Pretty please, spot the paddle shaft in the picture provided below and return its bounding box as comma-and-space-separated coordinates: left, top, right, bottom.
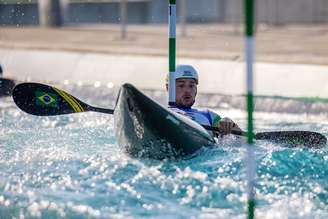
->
12, 82, 326, 147
87, 107, 245, 136
86, 108, 327, 147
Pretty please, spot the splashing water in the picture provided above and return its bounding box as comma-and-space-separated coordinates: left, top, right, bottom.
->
1, 87, 328, 218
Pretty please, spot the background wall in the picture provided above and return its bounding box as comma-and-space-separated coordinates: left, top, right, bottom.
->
1, 0, 328, 26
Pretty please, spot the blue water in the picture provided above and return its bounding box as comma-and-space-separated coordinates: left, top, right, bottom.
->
1, 88, 328, 218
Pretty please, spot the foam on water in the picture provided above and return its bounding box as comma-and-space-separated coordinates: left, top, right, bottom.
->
1, 88, 328, 218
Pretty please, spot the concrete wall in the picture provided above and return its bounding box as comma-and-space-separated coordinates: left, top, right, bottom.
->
2, 48, 328, 98
0, 0, 328, 26
256, 0, 328, 24
68, 1, 150, 24
0, 4, 39, 25
148, 0, 167, 23
225, 0, 328, 24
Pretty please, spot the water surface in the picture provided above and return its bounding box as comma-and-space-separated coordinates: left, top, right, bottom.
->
0, 87, 328, 218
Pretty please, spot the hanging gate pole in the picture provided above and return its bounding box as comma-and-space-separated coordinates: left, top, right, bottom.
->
168, 0, 176, 106
244, 0, 256, 219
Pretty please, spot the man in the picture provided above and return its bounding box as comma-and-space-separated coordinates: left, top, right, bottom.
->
166, 64, 241, 135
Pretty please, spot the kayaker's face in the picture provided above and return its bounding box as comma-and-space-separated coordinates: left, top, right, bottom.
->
175, 78, 197, 108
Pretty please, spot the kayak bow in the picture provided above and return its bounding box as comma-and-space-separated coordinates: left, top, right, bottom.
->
114, 83, 216, 159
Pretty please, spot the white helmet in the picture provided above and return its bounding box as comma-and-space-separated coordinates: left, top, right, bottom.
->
175, 65, 198, 84
166, 65, 199, 85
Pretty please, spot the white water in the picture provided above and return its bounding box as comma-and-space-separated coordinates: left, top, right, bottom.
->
1, 91, 328, 218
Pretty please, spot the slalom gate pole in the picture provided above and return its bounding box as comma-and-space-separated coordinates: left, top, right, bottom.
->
168, 0, 176, 106
244, 0, 256, 218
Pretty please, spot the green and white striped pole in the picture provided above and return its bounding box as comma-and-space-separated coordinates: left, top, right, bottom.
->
168, 0, 176, 106
245, 0, 256, 219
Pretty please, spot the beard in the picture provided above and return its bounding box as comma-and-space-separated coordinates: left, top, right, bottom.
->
176, 96, 195, 108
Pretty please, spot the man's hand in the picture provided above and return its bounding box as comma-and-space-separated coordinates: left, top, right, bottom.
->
216, 117, 241, 135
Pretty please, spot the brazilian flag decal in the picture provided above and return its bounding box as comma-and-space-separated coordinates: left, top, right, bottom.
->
35, 91, 58, 108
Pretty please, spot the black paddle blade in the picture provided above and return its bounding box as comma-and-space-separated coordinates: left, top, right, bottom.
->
12, 83, 89, 116
0, 78, 15, 97
255, 131, 327, 148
